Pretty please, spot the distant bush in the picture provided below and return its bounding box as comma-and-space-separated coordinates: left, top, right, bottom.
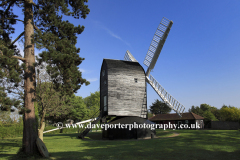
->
0, 122, 23, 139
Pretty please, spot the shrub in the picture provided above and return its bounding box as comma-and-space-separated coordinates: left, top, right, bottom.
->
0, 122, 23, 139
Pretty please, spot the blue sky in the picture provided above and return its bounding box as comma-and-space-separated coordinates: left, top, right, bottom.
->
12, 0, 240, 113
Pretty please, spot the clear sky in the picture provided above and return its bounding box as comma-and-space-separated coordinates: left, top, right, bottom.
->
12, 0, 240, 113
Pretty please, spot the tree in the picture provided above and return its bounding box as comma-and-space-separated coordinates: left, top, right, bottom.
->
36, 81, 62, 140
0, 109, 11, 123
0, 3, 23, 112
35, 64, 69, 141
0, 0, 90, 155
202, 110, 218, 122
220, 105, 240, 121
209, 106, 221, 121
69, 95, 87, 122
189, 104, 215, 118
44, 94, 73, 123
189, 104, 218, 125
47, 91, 100, 123
149, 99, 171, 114
0, 86, 22, 111
188, 105, 204, 116
200, 104, 211, 112
84, 91, 100, 117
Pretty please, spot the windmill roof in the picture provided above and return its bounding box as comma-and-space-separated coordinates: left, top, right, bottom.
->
103, 59, 146, 74
149, 112, 204, 121
104, 58, 141, 68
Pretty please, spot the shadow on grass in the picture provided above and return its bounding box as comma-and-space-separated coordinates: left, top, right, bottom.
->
47, 130, 240, 160
1, 130, 240, 160
44, 133, 78, 139
0, 139, 22, 160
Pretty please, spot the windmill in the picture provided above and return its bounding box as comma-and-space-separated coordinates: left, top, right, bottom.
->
79, 17, 185, 140
124, 17, 185, 117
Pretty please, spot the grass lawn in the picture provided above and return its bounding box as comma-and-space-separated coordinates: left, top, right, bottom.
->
0, 129, 240, 160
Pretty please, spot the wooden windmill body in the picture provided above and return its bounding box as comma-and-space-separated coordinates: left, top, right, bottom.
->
100, 59, 147, 119
79, 17, 186, 139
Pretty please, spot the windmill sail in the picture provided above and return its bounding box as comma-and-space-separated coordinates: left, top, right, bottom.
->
144, 17, 173, 77
146, 74, 185, 117
124, 50, 138, 62
124, 17, 185, 117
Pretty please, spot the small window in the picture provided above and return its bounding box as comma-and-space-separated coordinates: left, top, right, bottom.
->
102, 70, 105, 76
185, 120, 188, 124
104, 80, 107, 85
104, 96, 107, 111
134, 78, 138, 83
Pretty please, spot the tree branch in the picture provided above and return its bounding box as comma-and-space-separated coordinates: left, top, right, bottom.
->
0, 18, 40, 32
12, 56, 26, 62
9, 31, 24, 48
4, 0, 16, 15
1, 47, 25, 62
34, 25, 40, 31
0, 0, 12, 6
0, 18, 24, 23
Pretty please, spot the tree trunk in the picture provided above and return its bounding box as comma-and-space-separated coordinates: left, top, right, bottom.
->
22, 0, 38, 154
38, 107, 46, 141
38, 121, 45, 141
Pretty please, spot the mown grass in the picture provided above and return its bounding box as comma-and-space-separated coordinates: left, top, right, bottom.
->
0, 130, 240, 160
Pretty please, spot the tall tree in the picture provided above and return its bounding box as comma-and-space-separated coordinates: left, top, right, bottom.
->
209, 106, 221, 121
35, 63, 69, 141
188, 105, 204, 116
149, 99, 171, 114
84, 91, 100, 117
68, 95, 87, 122
189, 104, 219, 125
220, 105, 240, 121
0, 0, 90, 155
200, 103, 211, 112
36, 81, 61, 141
44, 93, 73, 123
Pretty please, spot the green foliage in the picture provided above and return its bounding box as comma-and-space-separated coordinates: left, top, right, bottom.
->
190, 103, 240, 126
202, 110, 218, 122
149, 99, 171, 114
200, 103, 211, 112
220, 105, 240, 121
34, 0, 90, 96
0, 87, 22, 112
189, 105, 204, 116
45, 94, 74, 122
209, 106, 221, 120
40, 91, 100, 123
189, 104, 218, 125
0, 6, 24, 111
84, 91, 100, 117
0, 122, 23, 139
1, 0, 91, 155
0, 0, 90, 111
0, 110, 12, 123
69, 95, 87, 122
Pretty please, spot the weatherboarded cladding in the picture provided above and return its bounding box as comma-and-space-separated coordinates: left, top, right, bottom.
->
100, 59, 146, 117
100, 60, 108, 116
